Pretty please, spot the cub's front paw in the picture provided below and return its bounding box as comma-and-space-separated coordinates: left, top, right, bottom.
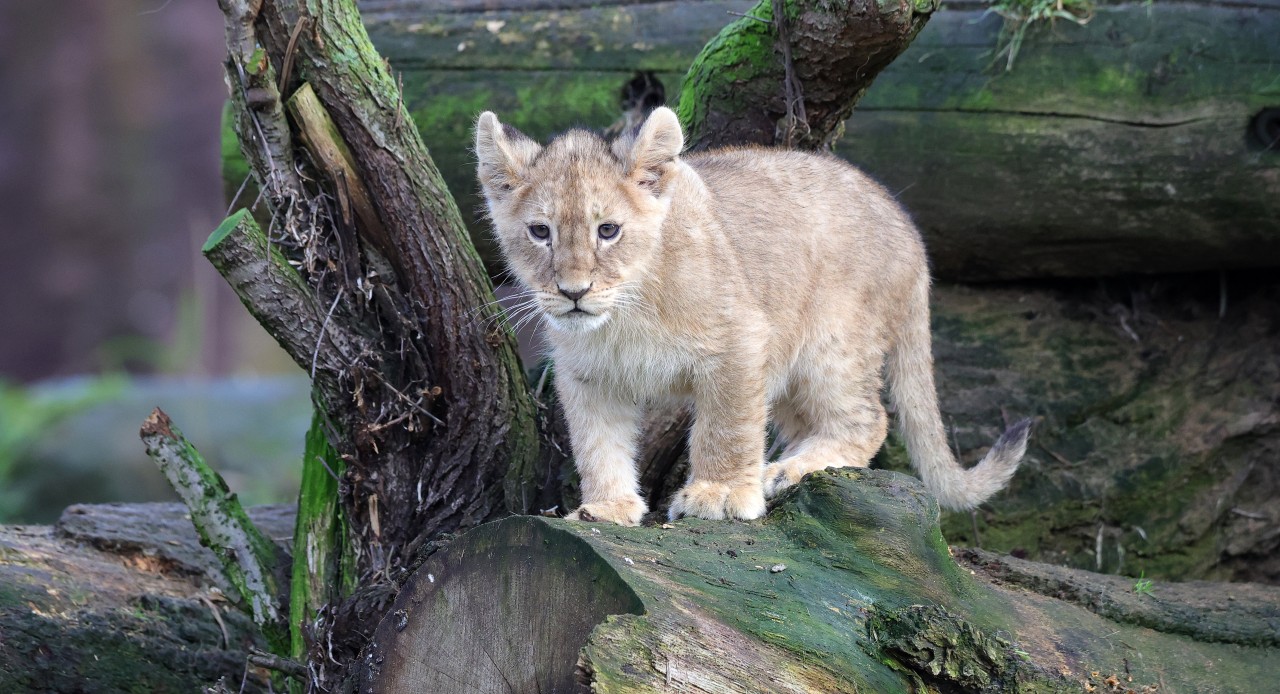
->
667, 479, 766, 521
565, 495, 647, 527
763, 458, 839, 498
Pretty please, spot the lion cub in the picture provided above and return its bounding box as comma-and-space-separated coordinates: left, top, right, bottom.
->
476, 107, 1031, 526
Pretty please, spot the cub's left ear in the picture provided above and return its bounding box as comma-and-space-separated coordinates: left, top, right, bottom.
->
624, 107, 684, 190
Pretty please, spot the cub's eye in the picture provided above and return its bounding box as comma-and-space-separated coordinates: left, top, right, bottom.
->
597, 223, 620, 240
528, 224, 551, 240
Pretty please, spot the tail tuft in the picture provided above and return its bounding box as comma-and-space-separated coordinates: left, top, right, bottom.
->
936, 417, 1034, 511
989, 417, 1033, 464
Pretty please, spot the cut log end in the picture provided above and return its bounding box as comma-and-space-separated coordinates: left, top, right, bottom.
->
359, 520, 644, 693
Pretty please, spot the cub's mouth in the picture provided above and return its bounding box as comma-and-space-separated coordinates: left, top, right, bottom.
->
547, 304, 610, 333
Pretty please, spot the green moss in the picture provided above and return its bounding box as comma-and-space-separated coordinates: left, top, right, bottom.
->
220, 101, 251, 187
0, 596, 267, 692
676, 1, 777, 135
203, 209, 251, 253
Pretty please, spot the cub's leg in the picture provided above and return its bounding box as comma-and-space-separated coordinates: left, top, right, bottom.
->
558, 373, 647, 526
668, 364, 768, 521
764, 356, 888, 497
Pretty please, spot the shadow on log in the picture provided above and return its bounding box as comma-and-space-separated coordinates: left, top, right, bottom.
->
354, 469, 1280, 693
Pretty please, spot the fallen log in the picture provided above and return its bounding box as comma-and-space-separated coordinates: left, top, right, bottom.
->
0, 503, 293, 693
353, 469, 1280, 693
322, 0, 1280, 281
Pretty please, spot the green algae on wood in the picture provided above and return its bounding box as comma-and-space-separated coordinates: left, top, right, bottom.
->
289, 410, 353, 668
844, 1, 1280, 280
677, 0, 939, 150
353, 0, 1280, 280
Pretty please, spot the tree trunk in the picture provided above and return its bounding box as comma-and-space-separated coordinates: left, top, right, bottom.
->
354, 470, 1280, 693
328, 0, 1280, 282
215, 0, 544, 576
212, 0, 928, 672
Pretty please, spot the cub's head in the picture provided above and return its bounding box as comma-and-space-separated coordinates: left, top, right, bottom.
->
475, 107, 684, 334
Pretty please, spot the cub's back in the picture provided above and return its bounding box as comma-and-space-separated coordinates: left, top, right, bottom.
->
682, 148, 925, 289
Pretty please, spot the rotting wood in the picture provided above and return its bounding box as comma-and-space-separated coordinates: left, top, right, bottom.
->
0, 518, 272, 693
286, 82, 389, 255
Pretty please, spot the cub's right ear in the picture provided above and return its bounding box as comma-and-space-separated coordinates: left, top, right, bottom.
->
475, 112, 541, 197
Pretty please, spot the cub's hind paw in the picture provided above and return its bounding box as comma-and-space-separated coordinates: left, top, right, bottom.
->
667, 479, 765, 521
566, 496, 647, 527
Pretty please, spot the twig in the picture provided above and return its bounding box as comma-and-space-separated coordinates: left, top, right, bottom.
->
534, 362, 552, 400
1230, 507, 1268, 520
248, 648, 308, 681
772, 0, 809, 148
1118, 314, 1140, 343
727, 10, 772, 24
1038, 443, 1073, 467
1095, 523, 1105, 572
225, 174, 253, 217
1219, 270, 1228, 319
200, 595, 230, 649
278, 16, 312, 95
368, 370, 446, 426
313, 288, 344, 379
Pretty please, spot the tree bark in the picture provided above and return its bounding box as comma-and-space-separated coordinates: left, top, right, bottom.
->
0, 504, 296, 693
678, 0, 940, 150
214, 0, 542, 570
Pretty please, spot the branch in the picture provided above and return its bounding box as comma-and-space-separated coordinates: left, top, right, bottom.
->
139, 408, 289, 655
201, 210, 358, 393
678, 0, 940, 150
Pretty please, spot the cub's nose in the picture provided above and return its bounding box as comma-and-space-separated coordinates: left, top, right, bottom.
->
558, 283, 591, 302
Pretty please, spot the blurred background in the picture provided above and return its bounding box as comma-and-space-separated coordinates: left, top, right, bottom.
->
0, 0, 308, 522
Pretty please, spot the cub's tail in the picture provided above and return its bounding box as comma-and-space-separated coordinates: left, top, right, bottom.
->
885, 278, 1032, 511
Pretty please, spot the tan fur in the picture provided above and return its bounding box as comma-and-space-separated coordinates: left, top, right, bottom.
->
475, 108, 1031, 526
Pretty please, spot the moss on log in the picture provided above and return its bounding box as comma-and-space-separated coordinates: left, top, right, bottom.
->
846, 0, 1280, 280
677, 0, 938, 150
354, 469, 1280, 693
289, 411, 353, 668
